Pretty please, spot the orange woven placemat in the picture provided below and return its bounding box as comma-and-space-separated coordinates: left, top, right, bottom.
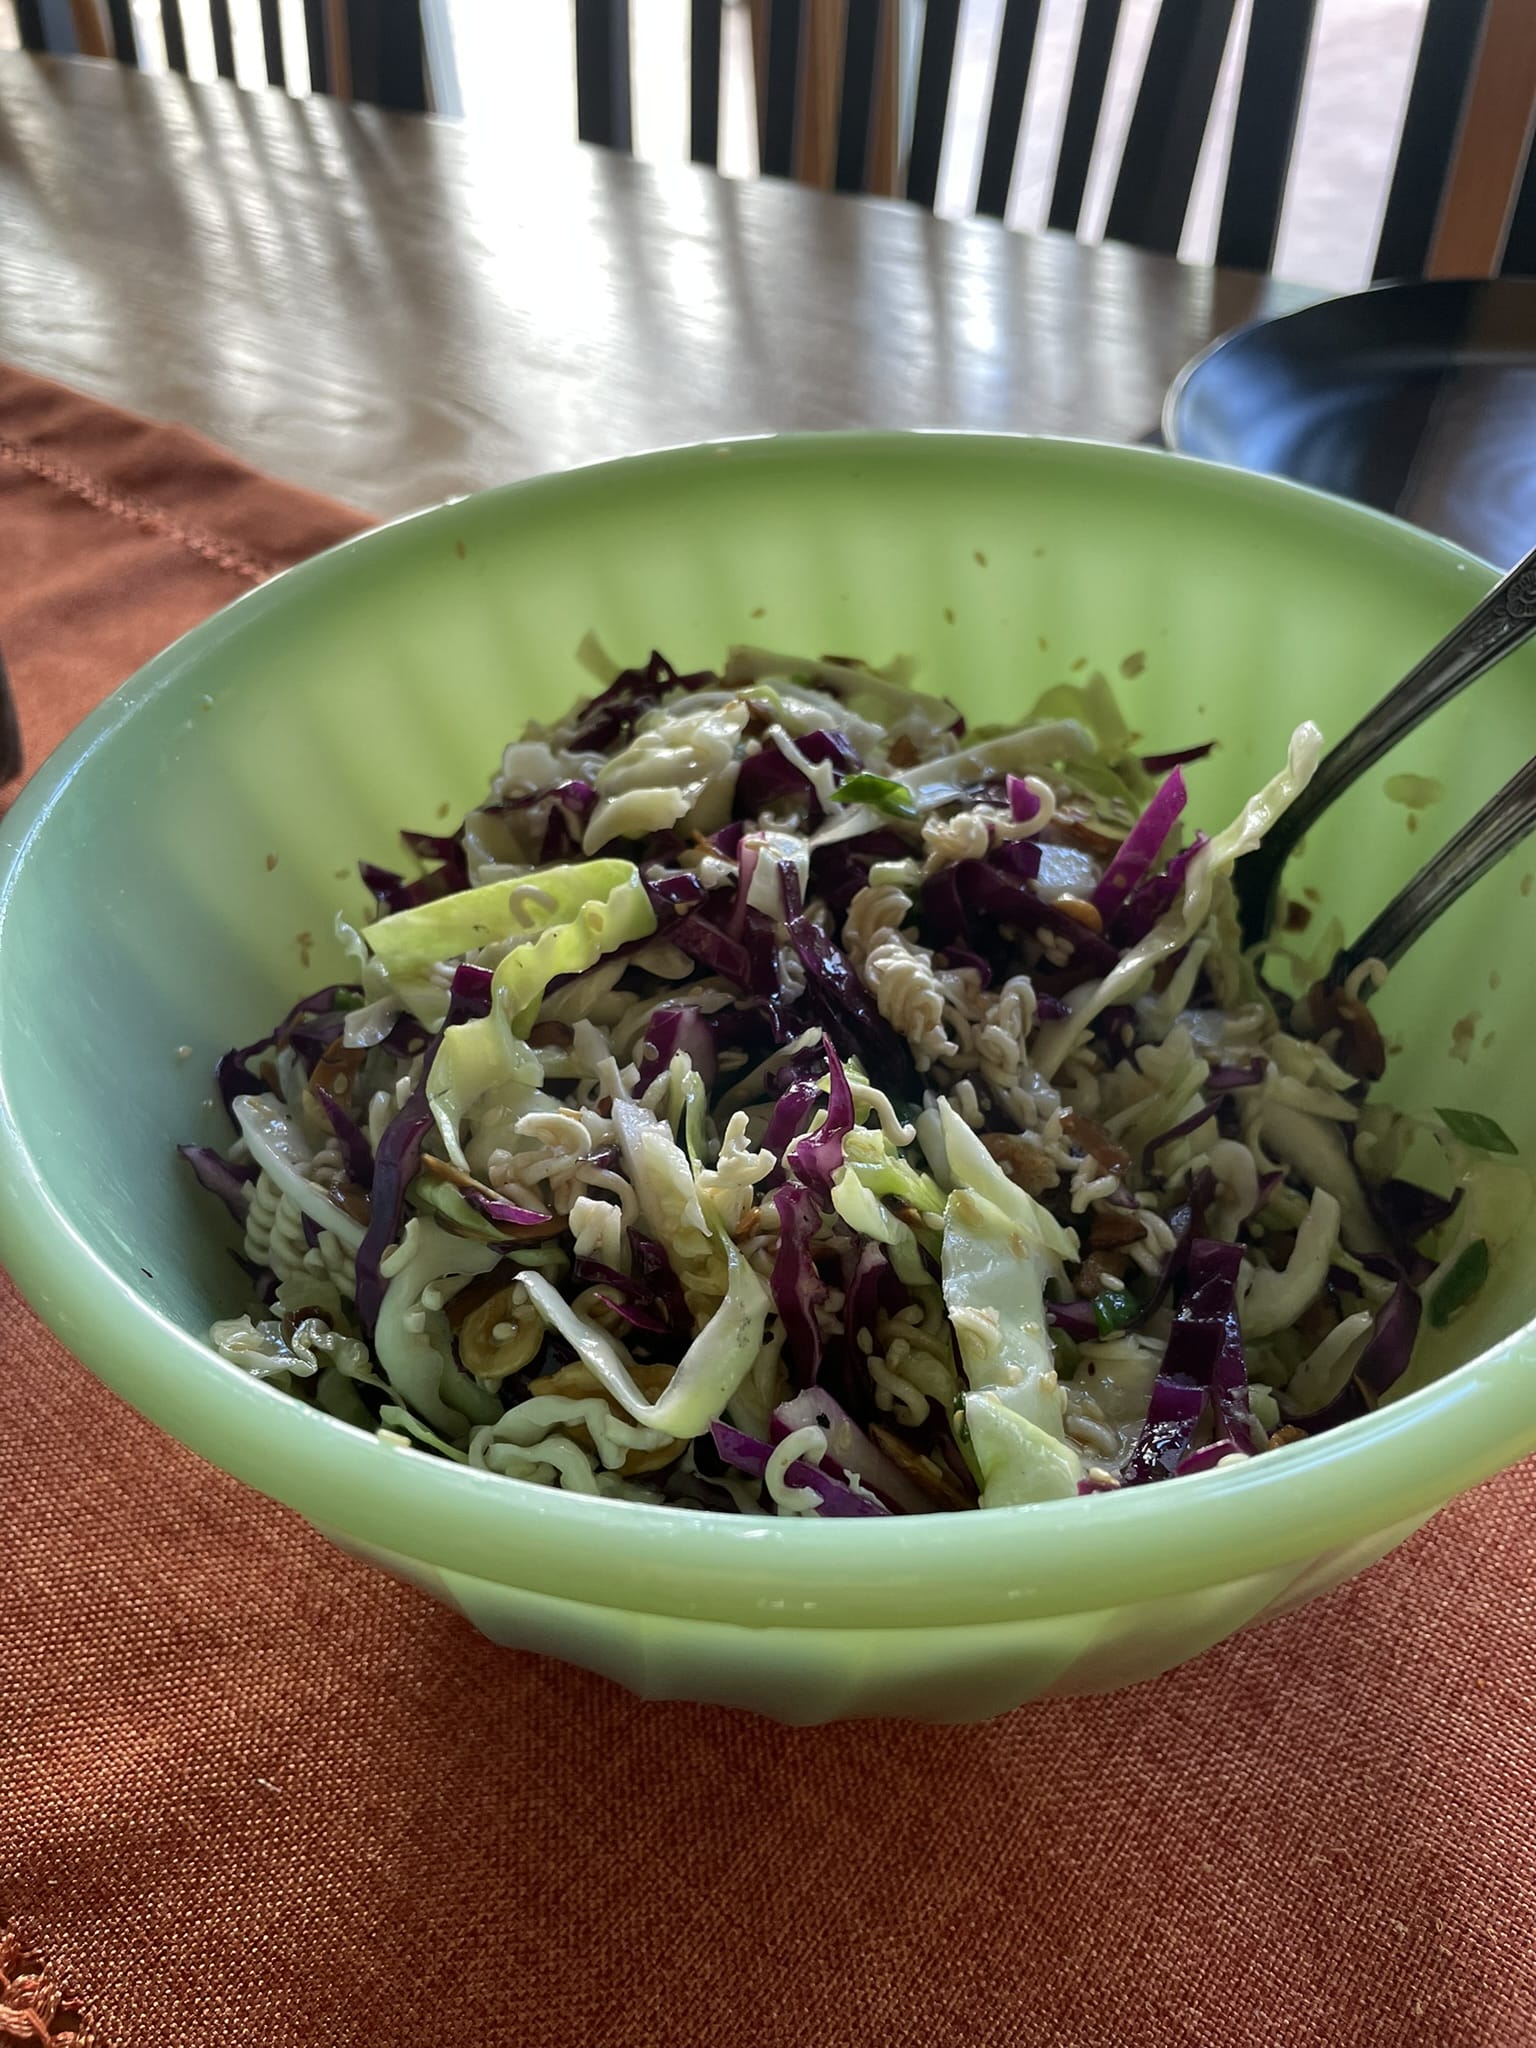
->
1, 363, 1533, 2048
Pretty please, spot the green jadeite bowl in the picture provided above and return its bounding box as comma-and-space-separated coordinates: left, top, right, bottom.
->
3, 434, 1535, 1725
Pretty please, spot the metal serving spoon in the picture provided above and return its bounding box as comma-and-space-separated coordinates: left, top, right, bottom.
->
1233, 540, 1536, 980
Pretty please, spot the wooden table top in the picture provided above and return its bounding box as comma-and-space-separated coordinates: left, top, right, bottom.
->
0, 52, 1309, 520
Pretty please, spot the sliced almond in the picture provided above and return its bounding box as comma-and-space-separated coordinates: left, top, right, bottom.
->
309, 1038, 366, 1105
328, 1182, 372, 1228
978, 1130, 1060, 1195
1054, 894, 1104, 934
529, 1359, 676, 1403
1046, 812, 1124, 856
528, 1360, 682, 1476
1061, 1109, 1131, 1176
1088, 1205, 1146, 1250
1076, 1251, 1127, 1296
1305, 979, 1387, 1083
1296, 1298, 1338, 1349
869, 1424, 977, 1512
447, 1264, 517, 1333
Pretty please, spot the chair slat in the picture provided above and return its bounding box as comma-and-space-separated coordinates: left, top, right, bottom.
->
795, 0, 845, 188
1374, 0, 1491, 281
866, 3, 897, 195
574, 0, 632, 150
161, 0, 189, 75
323, 0, 351, 95
1502, 136, 1536, 277
103, 0, 135, 63
67, 0, 107, 57
835, 0, 880, 193
209, 0, 236, 80
975, 0, 1044, 220
1215, 0, 1317, 272
1104, 0, 1237, 257
690, 0, 722, 165
760, 0, 803, 179
352, 0, 425, 112
905, 0, 959, 210
303, 0, 330, 91
1047, 0, 1122, 234
259, 0, 286, 86
1428, 0, 1536, 278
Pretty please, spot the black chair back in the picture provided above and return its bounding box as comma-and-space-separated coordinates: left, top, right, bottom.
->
14, 0, 427, 111
575, 0, 1536, 281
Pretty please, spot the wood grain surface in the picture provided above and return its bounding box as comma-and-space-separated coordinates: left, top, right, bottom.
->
0, 51, 1306, 517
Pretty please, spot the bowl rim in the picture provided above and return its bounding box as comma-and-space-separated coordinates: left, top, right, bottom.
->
1161, 275, 1536, 458
3, 427, 1534, 1634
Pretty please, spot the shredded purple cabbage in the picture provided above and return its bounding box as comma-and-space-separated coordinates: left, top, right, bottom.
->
1006, 773, 1042, 823
215, 984, 362, 1118
630, 1232, 691, 1331
483, 780, 598, 863
1205, 1058, 1267, 1092
1121, 1375, 1207, 1485
565, 651, 715, 753
177, 1145, 257, 1224
636, 1005, 719, 1095
763, 1080, 820, 1157
785, 1040, 856, 1199
733, 731, 860, 826
771, 1390, 933, 1513
1047, 1298, 1100, 1344
770, 1183, 829, 1384
399, 827, 463, 863
922, 855, 1118, 986
808, 829, 911, 913
1373, 1178, 1461, 1248
1122, 1237, 1254, 1484
1110, 830, 1209, 945
381, 1011, 431, 1059
312, 1085, 375, 1189
359, 837, 470, 917
1142, 1102, 1220, 1175
1091, 768, 1186, 925
709, 1420, 889, 1517
1352, 1270, 1423, 1400
781, 862, 917, 1095
667, 915, 753, 988
937, 943, 994, 987
455, 1186, 553, 1231
354, 965, 494, 1338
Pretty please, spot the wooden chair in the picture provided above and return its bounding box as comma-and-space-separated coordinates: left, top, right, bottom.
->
12, 0, 429, 110
1408, 0, 1536, 279
575, 0, 1536, 281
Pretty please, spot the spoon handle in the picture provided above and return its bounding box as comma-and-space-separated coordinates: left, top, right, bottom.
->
1236, 538, 1536, 944
1330, 753, 1536, 986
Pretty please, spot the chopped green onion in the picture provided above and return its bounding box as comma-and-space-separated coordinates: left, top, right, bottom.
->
1434, 1108, 1518, 1155
1091, 1289, 1139, 1338
1428, 1239, 1489, 1327
833, 772, 918, 821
